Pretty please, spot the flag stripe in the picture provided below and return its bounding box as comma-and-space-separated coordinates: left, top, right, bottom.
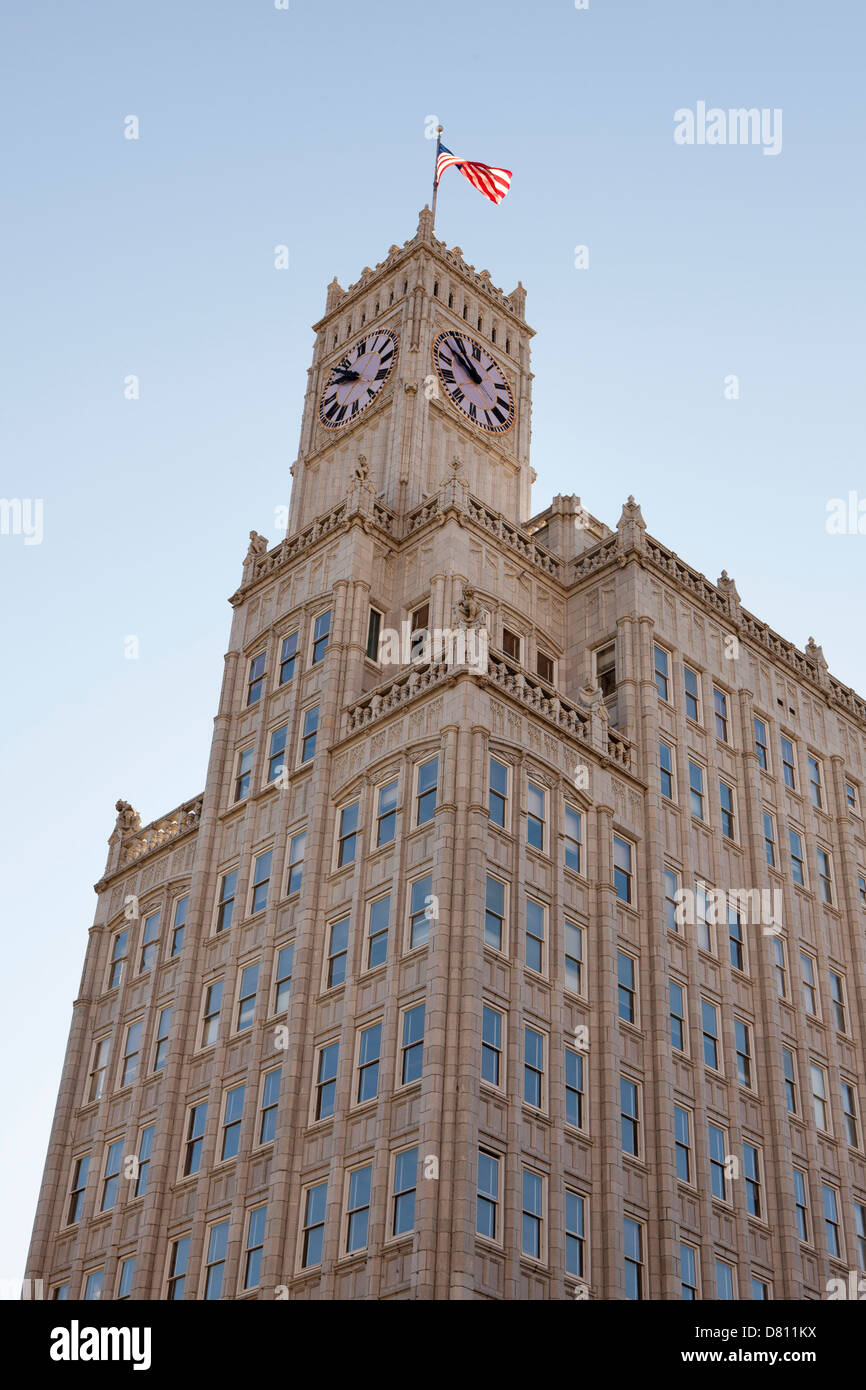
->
435, 143, 512, 205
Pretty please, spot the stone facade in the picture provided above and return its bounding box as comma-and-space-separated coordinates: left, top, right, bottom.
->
26, 211, 866, 1301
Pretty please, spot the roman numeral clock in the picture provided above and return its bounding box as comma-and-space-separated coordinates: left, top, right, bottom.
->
318, 329, 398, 428
432, 330, 515, 434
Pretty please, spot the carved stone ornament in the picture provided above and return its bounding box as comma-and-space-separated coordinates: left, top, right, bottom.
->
114, 799, 141, 833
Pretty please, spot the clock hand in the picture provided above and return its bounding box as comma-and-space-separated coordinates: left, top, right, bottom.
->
332, 369, 360, 382
451, 346, 483, 385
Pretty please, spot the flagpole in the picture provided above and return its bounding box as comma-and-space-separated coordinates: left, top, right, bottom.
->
430, 125, 443, 229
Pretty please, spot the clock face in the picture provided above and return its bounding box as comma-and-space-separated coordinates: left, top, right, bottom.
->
432, 330, 515, 434
319, 328, 398, 428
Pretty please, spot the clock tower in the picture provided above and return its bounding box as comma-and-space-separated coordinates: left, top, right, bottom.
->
287, 206, 534, 534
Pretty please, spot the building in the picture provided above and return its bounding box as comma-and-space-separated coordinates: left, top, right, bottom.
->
26, 208, 866, 1301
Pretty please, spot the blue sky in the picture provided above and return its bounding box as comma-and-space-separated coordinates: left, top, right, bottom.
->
1, 0, 864, 1281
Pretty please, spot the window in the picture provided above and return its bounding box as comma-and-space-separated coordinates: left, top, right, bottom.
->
713, 687, 729, 742
670, 981, 686, 1051
817, 848, 834, 904
773, 936, 788, 997
653, 644, 670, 700
664, 867, 680, 932
688, 761, 705, 821
624, 1218, 644, 1299
201, 979, 223, 1045
153, 1005, 172, 1071
138, 910, 160, 972
407, 874, 433, 950
376, 779, 398, 845
279, 631, 298, 684
525, 898, 545, 973
613, 835, 633, 903
326, 917, 349, 988
400, 1004, 425, 1084
521, 1169, 544, 1260
800, 952, 818, 1015
823, 1184, 841, 1258
860, 874, 866, 906
300, 705, 319, 762
121, 1020, 143, 1087
565, 1192, 586, 1279
708, 1122, 727, 1200
617, 952, 637, 1024
87, 1037, 110, 1102
502, 627, 521, 661
170, 896, 188, 955
620, 1077, 640, 1156
336, 801, 359, 866
680, 1243, 698, 1299
311, 610, 331, 664
780, 735, 796, 789
489, 758, 508, 826
247, 653, 266, 706
659, 741, 674, 799
735, 1019, 753, 1089
789, 829, 805, 885
100, 1140, 123, 1211
315, 1042, 339, 1120
855, 1203, 866, 1269
674, 1105, 692, 1182
527, 782, 546, 850
108, 929, 128, 990
346, 1166, 373, 1253
204, 1221, 229, 1299
565, 921, 583, 994
477, 1150, 500, 1239
696, 885, 713, 953
482, 1005, 503, 1087
596, 642, 616, 699
183, 1102, 207, 1176
701, 1000, 720, 1070
842, 1081, 860, 1148
415, 756, 438, 824
563, 805, 582, 872
216, 870, 237, 933
763, 811, 777, 867
234, 746, 253, 801
83, 1270, 104, 1301
220, 1083, 245, 1160
565, 1047, 585, 1129
830, 971, 848, 1032
250, 852, 272, 914
728, 905, 745, 971
845, 781, 859, 814
793, 1167, 809, 1241
273, 943, 293, 1012
751, 1278, 769, 1300
267, 726, 287, 782
134, 1124, 154, 1197
244, 1206, 267, 1289
117, 1257, 135, 1299
719, 780, 736, 839
236, 962, 259, 1030
286, 832, 305, 894
807, 755, 823, 809
410, 603, 430, 658
485, 879, 505, 953
356, 1023, 382, 1103
66, 1155, 90, 1224
537, 651, 554, 684
744, 1143, 762, 1218
524, 1026, 544, 1109
259, 1067, 281, 1144
167, 1236, 190, 1300
716, 1260, 735, 1300
683, 664, 700, 722
782, 1047, 799, 1114
51, 1284, 70, 1301
367, 895, 390, 967
811, 1063, 830, 1131
365, 609, 382, 662
754, 717, 769, 770
392, 1147, 418, 1236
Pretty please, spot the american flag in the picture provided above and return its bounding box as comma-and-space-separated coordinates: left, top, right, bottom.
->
435, 143, 512, 206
